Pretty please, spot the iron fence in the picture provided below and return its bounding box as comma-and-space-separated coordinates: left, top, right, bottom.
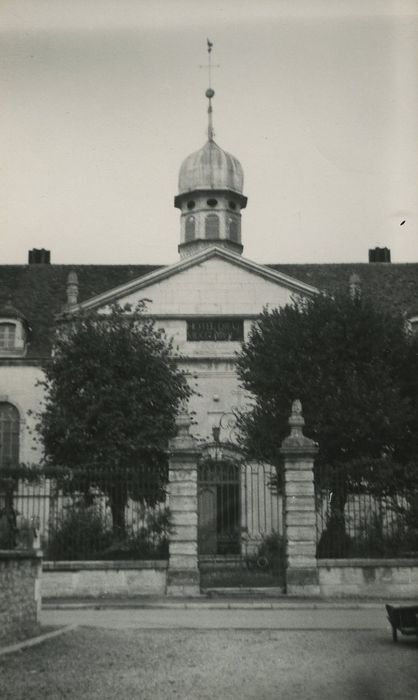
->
0, 466, 170, 561
315, 463, 418, 558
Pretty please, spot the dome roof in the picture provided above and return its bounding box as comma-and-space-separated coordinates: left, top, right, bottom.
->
178, 140, 244, 195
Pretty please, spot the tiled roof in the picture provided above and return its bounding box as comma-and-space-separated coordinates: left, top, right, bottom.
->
0, 265, 160, 358
0, 261, 417, 359
269, 263, 418, 318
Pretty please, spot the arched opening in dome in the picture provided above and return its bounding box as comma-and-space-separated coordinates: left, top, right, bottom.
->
205, 214, 220, 239
185, 216, 196, 242
228, 218, 240, 243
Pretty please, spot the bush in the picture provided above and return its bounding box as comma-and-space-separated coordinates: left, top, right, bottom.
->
46, 505, 173, 561
47, 506, 113, 560
101, 509, 174, 560
317, 510, 418, 559
0, 510, 16, 549
254, 531, 285, 572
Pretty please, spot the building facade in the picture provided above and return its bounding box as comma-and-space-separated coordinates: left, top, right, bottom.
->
1, 88, 418, 471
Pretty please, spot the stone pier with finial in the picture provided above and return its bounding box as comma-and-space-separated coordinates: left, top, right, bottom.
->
280, 400, 320, 596
166, 408, 201, 596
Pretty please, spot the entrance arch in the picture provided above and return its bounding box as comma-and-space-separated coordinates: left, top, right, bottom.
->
197, 442, 285, 589
198, 443, 242, 557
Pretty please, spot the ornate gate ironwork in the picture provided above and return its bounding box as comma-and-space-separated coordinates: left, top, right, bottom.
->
197, 444, 285, 589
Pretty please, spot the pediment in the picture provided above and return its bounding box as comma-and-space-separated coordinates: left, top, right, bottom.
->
75, 247, 319, 316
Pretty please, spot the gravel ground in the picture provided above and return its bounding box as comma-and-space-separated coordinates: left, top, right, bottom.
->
0, 627, 417, 700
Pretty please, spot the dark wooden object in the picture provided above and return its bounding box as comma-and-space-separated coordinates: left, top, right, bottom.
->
385, 604, 418, 642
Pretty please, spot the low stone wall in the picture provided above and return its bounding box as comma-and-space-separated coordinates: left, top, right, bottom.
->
0, 550, 42, 646
318, 559, 418, 598
42, 560, 168, 598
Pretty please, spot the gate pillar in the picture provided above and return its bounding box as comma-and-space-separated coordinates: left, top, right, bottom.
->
167, 409, 201, 596
280, 400, 320, 596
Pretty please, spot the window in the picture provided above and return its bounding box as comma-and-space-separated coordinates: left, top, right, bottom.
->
185, 216, 195, 242
207, 198, 218, 207
0, 323, 16, 351
0, 403, 19, 468
228, 218, 240, 243
187, 318, 244, 341
205, 213, 220, 239
0, 317, 28, 356
187, 200, 195, 210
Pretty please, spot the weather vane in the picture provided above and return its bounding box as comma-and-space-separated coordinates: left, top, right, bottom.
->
200, 39, 219, 141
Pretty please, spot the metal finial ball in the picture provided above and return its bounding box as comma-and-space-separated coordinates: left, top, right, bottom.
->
206, 88, 215, 99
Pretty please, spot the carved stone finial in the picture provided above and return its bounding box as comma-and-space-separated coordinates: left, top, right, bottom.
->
349, 273, 361, 299
66, 271, 79, 306
175, 408, 191, 439
169, 405, 199, 453
280, 399, 318, 455
288, 399, 305, 437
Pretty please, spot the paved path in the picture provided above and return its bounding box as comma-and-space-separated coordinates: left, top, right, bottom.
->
3, 602, 418, 699
41, 605, 390, 630
2, 623, 418, 700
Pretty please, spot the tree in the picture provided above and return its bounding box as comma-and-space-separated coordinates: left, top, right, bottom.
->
236, 291, 418, 552
36, 301, 191, 533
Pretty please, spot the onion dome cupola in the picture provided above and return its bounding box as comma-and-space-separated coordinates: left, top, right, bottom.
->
174, 43, 247, 258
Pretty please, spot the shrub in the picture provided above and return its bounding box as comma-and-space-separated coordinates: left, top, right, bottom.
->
46, 506, 113, 560
254, 531, 285, 572
101, 508, 174, 560
46, 505, 173, 561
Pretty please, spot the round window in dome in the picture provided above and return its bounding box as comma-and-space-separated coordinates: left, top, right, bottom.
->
229, 201, 237, 210
207, 198, 218, 207
187, 200, 195, 210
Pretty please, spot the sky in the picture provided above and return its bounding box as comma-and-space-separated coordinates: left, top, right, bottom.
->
1, 0, 417, 266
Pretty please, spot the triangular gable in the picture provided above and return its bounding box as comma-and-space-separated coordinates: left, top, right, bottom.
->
73, 246, 320, 316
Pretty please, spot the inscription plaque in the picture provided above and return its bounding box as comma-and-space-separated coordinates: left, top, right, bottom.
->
187, 318, 244, 342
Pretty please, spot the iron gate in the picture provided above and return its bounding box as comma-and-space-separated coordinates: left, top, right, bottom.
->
198, 453, 285, 589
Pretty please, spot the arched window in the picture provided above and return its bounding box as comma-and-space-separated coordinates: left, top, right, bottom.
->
205, 213, 220, 239
0, 403, 20, 468
0, 323, 16, 351
185, 216, 195, 242
228, 218, 240, 243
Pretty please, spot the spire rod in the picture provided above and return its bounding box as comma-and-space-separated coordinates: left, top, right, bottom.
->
205, 39, 216, 141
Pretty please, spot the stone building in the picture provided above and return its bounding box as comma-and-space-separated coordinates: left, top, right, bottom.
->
0, 86, 418, 474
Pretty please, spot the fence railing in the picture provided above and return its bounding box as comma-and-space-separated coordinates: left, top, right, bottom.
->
0, 466, 171, 561
315, 463, 418, 558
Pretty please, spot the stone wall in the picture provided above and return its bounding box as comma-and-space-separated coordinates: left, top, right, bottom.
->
42, 560, 168, 597
0, 550, 42, 646
318, 559, 418, 598
120, 256, 296, 317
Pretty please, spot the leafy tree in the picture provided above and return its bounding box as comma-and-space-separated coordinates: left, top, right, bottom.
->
36, 301, 191, 533
236, 291, 418, 552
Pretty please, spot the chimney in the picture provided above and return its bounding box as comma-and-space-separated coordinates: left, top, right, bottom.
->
368, 247, 391, 263
66, 271, 79, 306
28, 248, 51, 264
